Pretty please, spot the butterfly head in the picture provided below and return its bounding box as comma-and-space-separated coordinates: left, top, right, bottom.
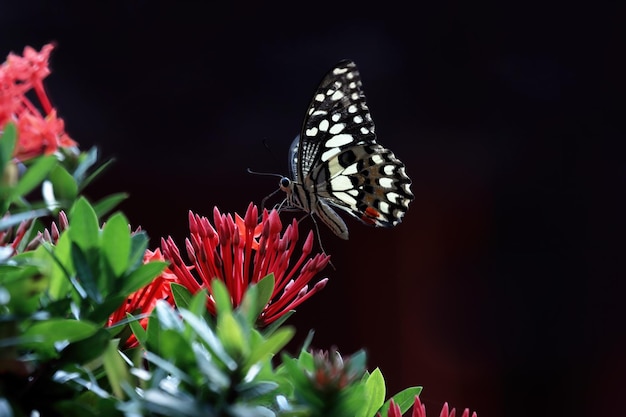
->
279, 177, 292, 192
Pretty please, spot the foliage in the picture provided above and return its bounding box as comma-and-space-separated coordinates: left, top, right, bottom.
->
0, 44, 475, 417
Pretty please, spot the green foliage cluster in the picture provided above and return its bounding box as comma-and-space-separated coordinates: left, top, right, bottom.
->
0, 124, 420, 417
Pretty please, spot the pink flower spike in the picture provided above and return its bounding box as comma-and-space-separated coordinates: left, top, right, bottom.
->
387, 399, 402, 417
412, 396, 426, 417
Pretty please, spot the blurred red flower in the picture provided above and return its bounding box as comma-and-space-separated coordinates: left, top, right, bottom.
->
0, 43, 77, 161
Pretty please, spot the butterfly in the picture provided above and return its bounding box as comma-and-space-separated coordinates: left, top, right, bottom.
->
278, 60, 414, 240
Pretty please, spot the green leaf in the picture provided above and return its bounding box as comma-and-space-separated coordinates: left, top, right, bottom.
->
212, 279, 233, 316
154, 299, 184, 331
88, 294, 127, 324
9, 155, 57, 202
101, 212, 131, 277
46, 231, 75, 299
171, 283, 193, 310
127, 313, 147, 347
0, 208, 49, 232
0, 261, 49, 315
72, 147, 99, 184
241, 273, 274, 325
119, 261, 167, 296
157, 329, 196, 368
69, 197, 100, 251
261, 310, 295, 336
22, 319, 99, 350
143, 351, 193, 384
256, 273, 275, 309
178, 308, 235, 369
127, 231, 149, 271
188, 288, 208, 318
357, 368, 386, 417
380, 386, 423, 417
102, 339, 130, 399
57, 328, 112, 366
76, 156, 114, 191
92, 192, 129, 218
0, 122, 17, 169
70, 242, 101, 302
49, 164, 78, 204
245, 327, 294, 371
217, 312, 247, 359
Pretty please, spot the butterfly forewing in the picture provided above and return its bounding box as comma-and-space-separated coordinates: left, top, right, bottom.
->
284, 60, 413, 239
296, 60, 376, 180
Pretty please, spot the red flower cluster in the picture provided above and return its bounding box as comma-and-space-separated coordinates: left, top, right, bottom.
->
387, 396, 477, 417
107, 248, 177, 349
0, 43, 76, 161
161, 203, 330, 326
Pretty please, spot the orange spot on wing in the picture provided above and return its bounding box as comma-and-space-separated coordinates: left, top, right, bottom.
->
361, 207, 380, 225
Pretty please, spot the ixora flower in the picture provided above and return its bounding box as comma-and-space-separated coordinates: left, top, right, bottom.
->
386, 396, 477, 417
0, 43, 76, 161
161, 202, 330, 326
107, 248, 178, 349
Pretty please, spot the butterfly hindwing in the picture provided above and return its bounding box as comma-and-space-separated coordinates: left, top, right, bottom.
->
311, 143, 413, 228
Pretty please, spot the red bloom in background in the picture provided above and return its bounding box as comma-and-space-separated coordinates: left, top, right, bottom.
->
385, 397, 477, 417
0, 43, 77, 161
161, 203, 330, 326
107, 248, 177, 349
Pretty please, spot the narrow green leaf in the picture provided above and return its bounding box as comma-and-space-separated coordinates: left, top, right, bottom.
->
119, 261, 167, 296
92, 192, 129, 218
76, 156, 115, 191
217, 312, 247, 358
256, 273, 275, 311
101, 212, 131, 277
88, 294, 127, 324
188, 288, 208, 318
0, 122, 17, 168
239, 283, 259, 325
154, 299, 184, 331
245, 327, 294, 371
22, 319, 98, 348
9, 155, 57, 201
70, 242, 102, 302
72, 146, 99, 184
127, 313, 147, 346
102, 339, 130, 399
178, 309, 235, 369
261, 310, 295, 336
157, 329, 196, 368
69, 197, 100, 251
211, 279, 232, 316
57, 328, 112, 365
171, 282, 193, 310
241, 273, 274, 325
357, 368, 386, 417
380, 386, 423, 417
49, 164, 78, 204
46, 232, 74, 299
127, 231, 149, 271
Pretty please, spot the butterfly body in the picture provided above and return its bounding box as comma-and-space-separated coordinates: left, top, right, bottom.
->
279, 60, 413, 239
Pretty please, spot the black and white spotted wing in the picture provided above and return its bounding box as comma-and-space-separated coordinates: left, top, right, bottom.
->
279, 60, 413, 239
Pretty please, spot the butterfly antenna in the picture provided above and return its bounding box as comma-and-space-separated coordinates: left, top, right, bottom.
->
262, 138, 283, 166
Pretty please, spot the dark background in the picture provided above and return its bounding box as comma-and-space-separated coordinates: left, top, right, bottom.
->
1, 2, 623, 416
